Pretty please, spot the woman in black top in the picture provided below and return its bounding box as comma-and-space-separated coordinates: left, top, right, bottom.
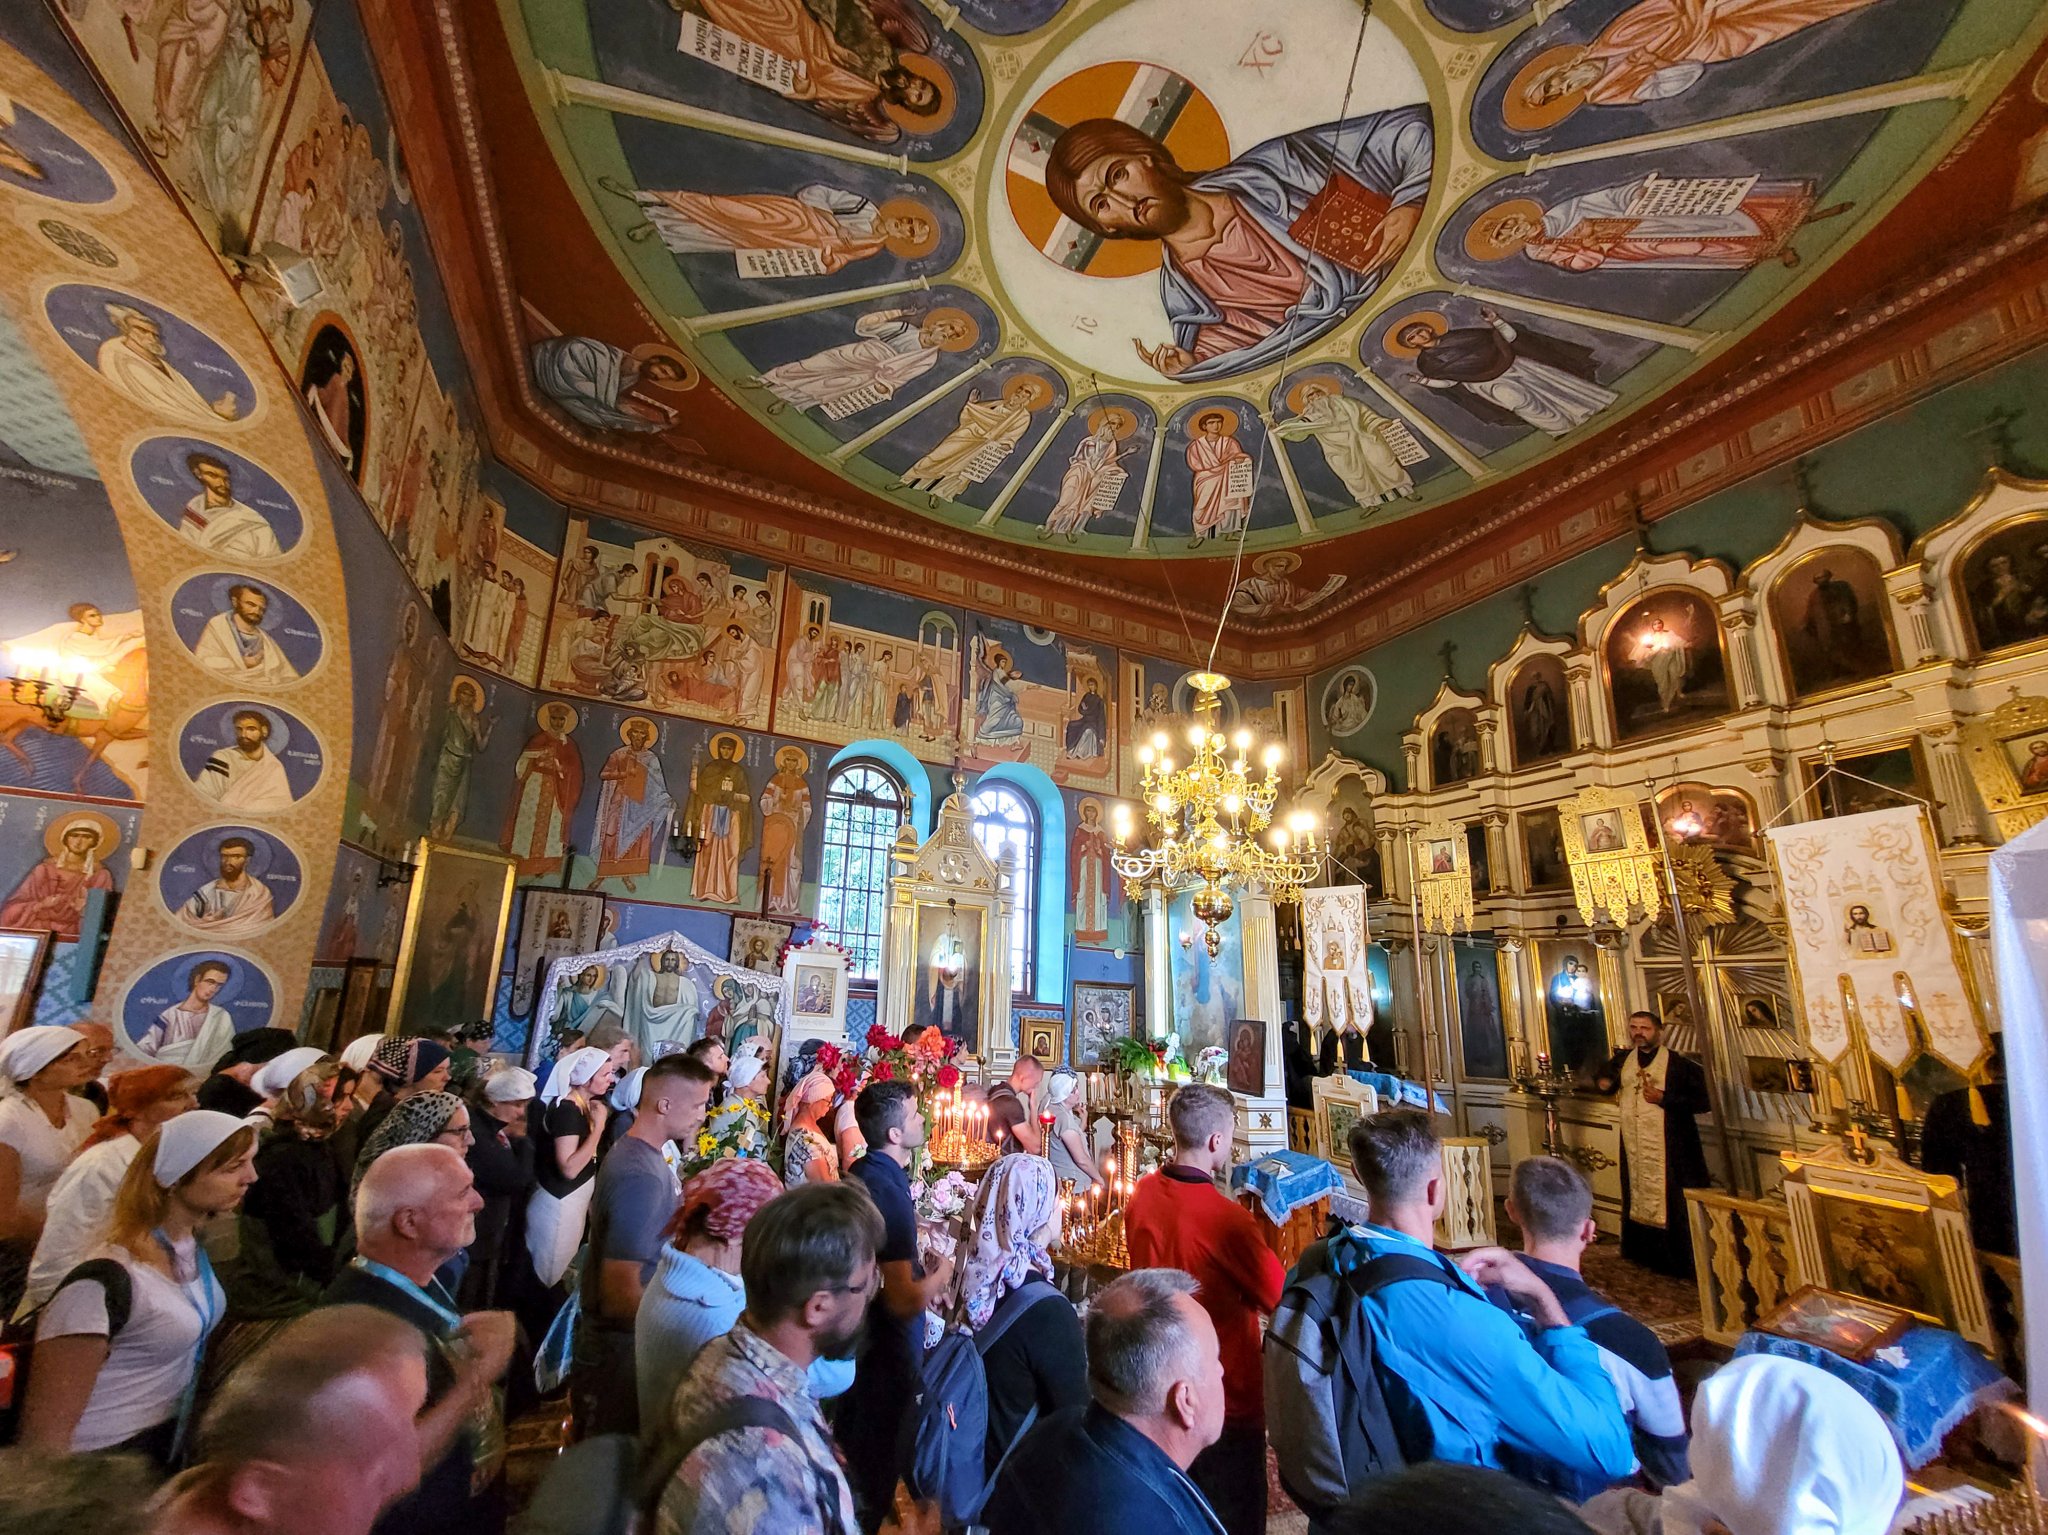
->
354, 1037, 452, 1148
947, 1152, 1088, 1474
195, 1027, 298, 1118
525, 1045, 618, 1289
463, 1066, 539, 1309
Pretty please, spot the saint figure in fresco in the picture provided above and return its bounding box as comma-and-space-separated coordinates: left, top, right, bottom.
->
1041, 416, 1132, 542
191, 584, 300, 685
758, 746, 813, 918
896, 380, 1043, 502
615, 178, 933, 273
177, 452, 283, 560
596, 717, 672, 892
974, 645, 1025, 745
504, 702, 585, 876
624, 948, 702, 1059
94, 304, 240, 424
1062, 677, 1108, 762
192, 709, 293, 812
1515, 0, 1890, 116
745, 306, 972, 416
179, 837, 275, 936
0, 818, 115, 940
1399, 307, 1616, 437
1070, 799, 1115, 944
1184, 411, 1253, 547
1472, 176, 1848, 273
133, 959, 235, 1069
529, 336, 692, 434
429, 679, 494, 841
1268, 380, 1416, 507
1045, 106, 1433, 382
685, 735, 753, 905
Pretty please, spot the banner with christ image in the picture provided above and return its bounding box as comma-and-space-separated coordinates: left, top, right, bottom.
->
1303, 885, 1371, 1034
1764, 807, 1986, 1075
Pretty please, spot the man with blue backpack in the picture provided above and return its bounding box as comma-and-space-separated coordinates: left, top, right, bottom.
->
1266, 1109, 1634, 1532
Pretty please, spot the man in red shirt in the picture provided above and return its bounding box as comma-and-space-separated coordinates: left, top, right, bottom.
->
1124, 1083, 1285, 1535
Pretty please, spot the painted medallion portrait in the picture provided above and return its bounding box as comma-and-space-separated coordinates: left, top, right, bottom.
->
44, 284, 256, 427
159, 824, 303, 938
119, 949, 276, 1068
1321, 667, 1376, 741
130, 435, 305, 560
0, 98, 119, 204
176, 701, 325, 813
1603, 588, 1728, 741
168, 572, 324, 686
1769, 548, 1895, 698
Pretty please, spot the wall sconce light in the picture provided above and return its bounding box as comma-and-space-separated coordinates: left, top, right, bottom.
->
376, 852, 417, 889
668, 813, 700, 864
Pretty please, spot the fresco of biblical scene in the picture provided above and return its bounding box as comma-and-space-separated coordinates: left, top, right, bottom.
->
1363, 294, 1645, 454
389, 372, 489, 634
962, 616, 1115, 790
1957, 514, 2048, 657
1267, 367, 1443, 523
169, 572, 324, 686
1506, 654, 1571, 767
1470, 0, 1960, 160
1521, 806, 1569, 891
0, 467, 149, 800
1768, 547, 1897, 697
50, 0, 309, 241
130, 435, 304, 560
529, 329, 699, 441
1168, 884, 1243, 1061
177, 701, 324, 814
119, 948, 275, 1068
1149, 400, 1294, 549
774, 573, 962, 754
992, 396, 1154, 545
0, 92, 120, 204
598, 119, 964, 313
160, 824, 302, 939
44, 283, 254, 426
1123, 657, 1305, 797
587, 0, 985, 159
869, 362, 1064, 511
454, 472, 561, 688
1431, 707, 1483, 788
995, 20, 1432, 386
542, 514, 782, 732
299, 321, 367, 483
1442, 123, 1870, 326
1602, 588, 1730, 742
0, 800, 140, 943
1067, 791, 1130, 949
1655, 782, 1757, 853
731, 290, 997, 436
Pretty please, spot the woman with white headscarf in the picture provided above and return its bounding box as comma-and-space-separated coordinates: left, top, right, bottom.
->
1042, 1069, 1099, 1186
19, 1111, 256, 1462
0, 1026, 98, 1313
526, 1046, 618, 1287
780, 1066, 839, 1187
243, 1046, 333, 1128
463, 1066, 537, 1311
947, 1152, 1084, 1477
1582, 1354, 1904, 1535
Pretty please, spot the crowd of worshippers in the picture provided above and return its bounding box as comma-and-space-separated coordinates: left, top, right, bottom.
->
0, 1020, 1917, 1535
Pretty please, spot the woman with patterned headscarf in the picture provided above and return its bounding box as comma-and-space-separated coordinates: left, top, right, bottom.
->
351, 1090, 473, 1194
948, 1152, 1084, 1476
526, 1046, 618, 1289
634, 1157, 852, 1431
779, 1067, 839, 1187
23, 1066, 196, 1312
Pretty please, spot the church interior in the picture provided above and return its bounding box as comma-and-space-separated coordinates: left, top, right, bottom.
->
3, 0, 2048, 1530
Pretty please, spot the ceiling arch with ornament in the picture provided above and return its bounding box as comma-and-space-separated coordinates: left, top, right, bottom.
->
502, 0, 2044, 577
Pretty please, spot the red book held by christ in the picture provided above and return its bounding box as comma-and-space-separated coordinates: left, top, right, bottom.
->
1289, 172, 1393, 271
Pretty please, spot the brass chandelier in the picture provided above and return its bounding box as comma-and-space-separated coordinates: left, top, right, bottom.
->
1110, 672, 1321, 956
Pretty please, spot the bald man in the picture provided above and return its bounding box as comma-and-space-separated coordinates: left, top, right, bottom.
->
155, 1305, 430, 1535
321, 1146, 514, 1535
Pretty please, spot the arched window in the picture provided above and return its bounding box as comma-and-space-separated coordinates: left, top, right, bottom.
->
816, 762, 905, 982
970, 784, 1036, 995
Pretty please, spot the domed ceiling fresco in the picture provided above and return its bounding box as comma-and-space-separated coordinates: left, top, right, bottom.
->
504, 0, 2039, 568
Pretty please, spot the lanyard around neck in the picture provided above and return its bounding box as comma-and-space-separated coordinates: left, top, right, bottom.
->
353, 1256, 464, 1333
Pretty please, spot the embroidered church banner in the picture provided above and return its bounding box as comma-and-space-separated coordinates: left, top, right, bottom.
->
1304, 885, 1371, 1033
1764, 807, 1985, 1074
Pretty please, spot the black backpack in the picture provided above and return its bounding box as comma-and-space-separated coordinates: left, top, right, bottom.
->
0, 1257, 136, 1445
1264, 1231, 1462, 1522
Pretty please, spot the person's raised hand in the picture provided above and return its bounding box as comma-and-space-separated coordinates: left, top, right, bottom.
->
1457, 1247, 1569, 1328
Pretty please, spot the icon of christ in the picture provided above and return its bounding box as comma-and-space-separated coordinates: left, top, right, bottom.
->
1044, 105, 1433, 383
